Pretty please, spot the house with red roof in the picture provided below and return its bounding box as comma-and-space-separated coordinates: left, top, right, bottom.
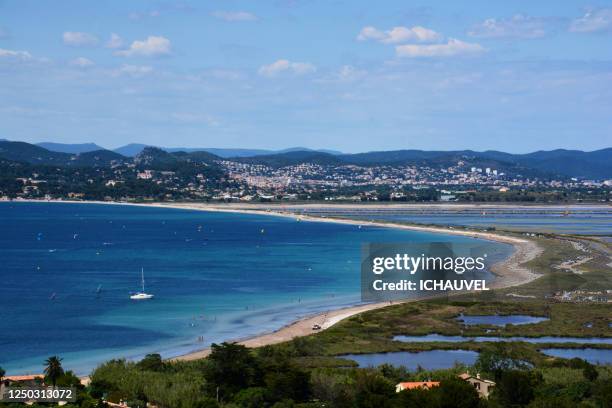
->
395, 381, 441, 393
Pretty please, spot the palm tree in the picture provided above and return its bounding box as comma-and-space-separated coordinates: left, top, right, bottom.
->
44, 356, 64, 387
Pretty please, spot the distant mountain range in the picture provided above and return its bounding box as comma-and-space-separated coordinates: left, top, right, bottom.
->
342, 149, 612, 179
231, 148, 612, 179
36, 142, 106, 154
1, 141, 125, 167
36, 142, 343, 158
0, 140, 609, 179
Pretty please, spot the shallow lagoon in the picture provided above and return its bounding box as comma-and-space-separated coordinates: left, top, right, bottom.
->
296, 206, 612, 235
341, 350, 479, 370
457, 314, 549, 326
541, 348, 612, 365
394, 334, 612, 344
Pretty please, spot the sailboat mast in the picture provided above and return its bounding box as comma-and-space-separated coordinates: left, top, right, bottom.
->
141, 268, 145, 292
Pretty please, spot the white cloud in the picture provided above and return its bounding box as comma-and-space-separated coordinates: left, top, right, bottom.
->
258, 59, 316, 77
63, 31, 99, 47
114, 64, 154, 77
185, 69, 247, 82
337, 65, 367, 81
395, 38, 485, 57
357, 25, 441, 43
211, 11, 257, 22
315, 65, 368, 84
129, 10, 161, 20
469, 14, 548, 39
357, 26, 386, 42
291, 62, 317, 75
106, 33, 124, 49
70, 57, 94, 67
115, 36, 171, 57
570, 8, 612, 33
0, 48, 32, 61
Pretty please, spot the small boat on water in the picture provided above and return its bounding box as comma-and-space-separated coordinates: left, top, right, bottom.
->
130, 268, 154, 300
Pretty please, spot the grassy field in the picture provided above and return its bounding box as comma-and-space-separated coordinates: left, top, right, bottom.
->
272, 300, 611, 363
259, 224, 612, 369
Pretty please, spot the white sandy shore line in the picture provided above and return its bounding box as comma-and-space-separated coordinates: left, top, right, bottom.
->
13, 200, 543, 365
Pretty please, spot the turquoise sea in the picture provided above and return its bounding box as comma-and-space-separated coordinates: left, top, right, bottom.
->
0, 202, 510, 375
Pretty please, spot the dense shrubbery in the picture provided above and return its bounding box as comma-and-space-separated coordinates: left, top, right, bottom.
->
2, 343, 611, 408
86, 342, 612, 408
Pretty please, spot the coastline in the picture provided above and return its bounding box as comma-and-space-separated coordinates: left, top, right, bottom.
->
154, 202, 543, 362
9, 199, 543, 366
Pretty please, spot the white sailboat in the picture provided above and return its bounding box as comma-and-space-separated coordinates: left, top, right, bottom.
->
130, 268, 154, 300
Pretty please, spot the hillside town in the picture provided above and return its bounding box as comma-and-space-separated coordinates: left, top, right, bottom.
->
218, 160, 610, 202
2, 152, 610, 203
0, 141, 610, 203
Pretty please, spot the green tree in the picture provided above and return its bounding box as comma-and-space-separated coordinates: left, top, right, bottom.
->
204, 342, 259, 401
354, 371, 395, 408
192, 396, 221, 408
433, 378, 480, 408
265, 367, 310, 403
136, 354, 164, 372
582, 364, 598, 382
492, 370, 540, 407
44, 356, 64, 387
271, 400, 296, 408
395, 387, 433, 408
527, 395, 576, 408
474, 343, 530, 381
310, 369, 354, 408
54, 370, 83, 388
233, 387, 267, 408
592, 378, 612, 408
0, 366, 5, 382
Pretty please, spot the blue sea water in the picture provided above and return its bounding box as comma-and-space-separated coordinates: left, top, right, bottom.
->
0, 202, 509, 375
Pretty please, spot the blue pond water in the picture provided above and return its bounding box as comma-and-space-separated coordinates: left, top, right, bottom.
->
394, 334, 612, 344
341, 350, 479, 370
457, 315, 549, 326
0, 202, 508, 375
541, 348, 612, 365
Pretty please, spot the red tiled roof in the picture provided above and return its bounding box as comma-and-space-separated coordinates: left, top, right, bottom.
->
3, 375, 44, 382
397, 381, 440, 390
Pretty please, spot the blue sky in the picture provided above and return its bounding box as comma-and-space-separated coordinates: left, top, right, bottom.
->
0, 0, 611, 153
